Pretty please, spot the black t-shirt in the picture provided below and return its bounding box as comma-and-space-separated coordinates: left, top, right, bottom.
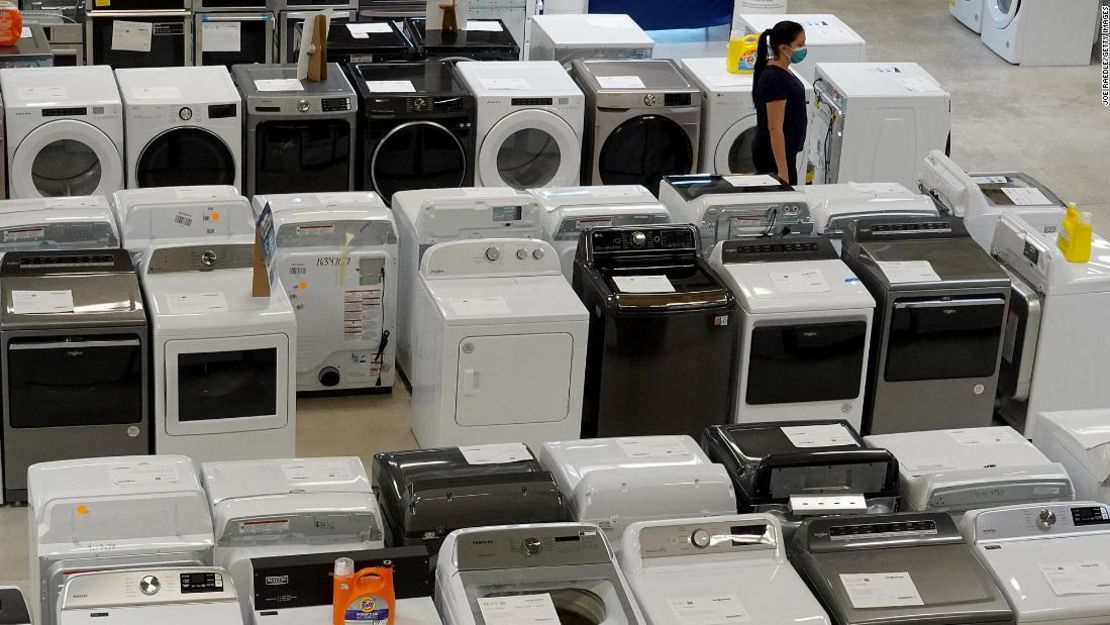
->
753, 65, 808, 155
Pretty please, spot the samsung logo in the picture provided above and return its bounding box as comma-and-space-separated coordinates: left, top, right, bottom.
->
265, 576, 289, 586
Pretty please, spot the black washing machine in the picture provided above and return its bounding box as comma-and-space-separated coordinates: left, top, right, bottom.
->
350, 61, 475, 205
327, 19, 416, 65
402, 17, 519, 61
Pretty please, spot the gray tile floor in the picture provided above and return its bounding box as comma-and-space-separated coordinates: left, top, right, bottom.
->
2, 0, 1107, 595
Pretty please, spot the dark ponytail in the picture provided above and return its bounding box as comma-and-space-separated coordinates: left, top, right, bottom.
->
752, 20, 805, 104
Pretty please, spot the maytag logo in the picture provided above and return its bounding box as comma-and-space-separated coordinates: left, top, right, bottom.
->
265, 575, 289, 586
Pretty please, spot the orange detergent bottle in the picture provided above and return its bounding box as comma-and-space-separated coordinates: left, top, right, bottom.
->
0, 2, 22, 47
333, 557, 395, 625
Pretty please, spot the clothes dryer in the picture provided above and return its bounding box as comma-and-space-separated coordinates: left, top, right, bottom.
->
0, 196, 120, 250
1034, 409, 1110, 505
527, 13, 653, 66
57, 567, 242, 625
981, 0, 1099, 66
738, 14, 866, 83
112, 185, 256, 261
802, 182, 938, 253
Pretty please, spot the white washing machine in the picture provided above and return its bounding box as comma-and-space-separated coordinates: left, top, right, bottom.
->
539, 437, 737, 549
57, 567, 242, 625
981, 0, 1099, 66
952, 0, 987, 33
391, 187, 543, 377
112, 185, 256, 261
527, 14, 653, 65
253, 192, 398, 393
802, 182, 939, 252
0, 66, 125, 199
0, 588, 29, 625
141, 237, 297, 463
1034, 410, 1110, 505
530, 185, 671, 281
27, 456, 214, 625
201, 457, 384, 624
410, 238, 587, 450
865, 426, 1074, 514
808, 62, 950, 190
960, 502, 1110, 625
738, 14, 867, 83
0, 196, 120, 250
918, 150, 1065, 250
115, 67, 243, 191
454, 61, 584, 190
678, 57, 811, 181
708, 236, 874, 429
619, 514, 831, 625
436, 523, 647, 625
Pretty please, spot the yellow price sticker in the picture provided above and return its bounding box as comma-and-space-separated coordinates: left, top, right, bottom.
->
94, 0, 110, 7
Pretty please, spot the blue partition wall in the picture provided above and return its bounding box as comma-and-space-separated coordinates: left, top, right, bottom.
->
588, 0, 733, 30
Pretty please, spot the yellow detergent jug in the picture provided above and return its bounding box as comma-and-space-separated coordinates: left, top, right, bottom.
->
727, 33, 761, 75
1056, 202, 1093, 263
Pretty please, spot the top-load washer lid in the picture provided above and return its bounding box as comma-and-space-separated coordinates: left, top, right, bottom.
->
991, 213, 1110, 296
802, 183, 939, 235
703, 422, 899, 515
0, 588, 30, 625
256, 191, 396, 246
532, 13, 654, 51
404, 17, 520, 59
0, 202, 120, 251
372, 445, 569, 547
659, 175, 815, 246
741, 14, 865, 46
326, 20, 412, 62
393, 187, 544, 244
530, 185, 670, 240
1036, 410, 1110, 497
351, 60, 472, 100
792, 512, 1015, 625
865, 427, 1074, 513
58, 567, 241, 625
255, 191, 388, 217
112, 186, 255, 256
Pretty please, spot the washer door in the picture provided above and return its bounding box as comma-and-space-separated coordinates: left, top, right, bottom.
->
598, 114, 694, 195
479, 109, 579, 189
371, 120, 467, 204
714, 113, 759, 175
10, 119, 123, 198
136, 127, 238, 188
986, 0, 1019, 28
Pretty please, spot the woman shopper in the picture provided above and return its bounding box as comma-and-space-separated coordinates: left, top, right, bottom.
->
751, 20, 808, 185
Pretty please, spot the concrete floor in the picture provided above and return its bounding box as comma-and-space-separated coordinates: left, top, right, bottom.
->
2, 0, 1107, 598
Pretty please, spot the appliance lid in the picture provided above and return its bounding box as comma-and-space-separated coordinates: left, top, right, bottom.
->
803, 183, 938, 232
534, 13, 653, 47
408, 17, 518, 51
708, 421, 864, 459
0, 65, 121, 108
854, 236, 1011, 289
201, 457, 371, 505
0, 207, 120, 251
0, 588, 30, 625
115, 66, 240, 105
576, 58, 695, 92
531, 185, 659, 211
1039, 410, 1110, 484
866, 427, 1058, 477
327, 20, 409, 50
741, 14, 865, 45
570, 465, 736, 528
815, 62, 949, 99
0, 249, 145, 327
234, 63, 356, 98
425, 275, 589, 325
664, 174, 795, 202
456, 60, 580, 97
967, 172, 1065, 209
541, 436, 714, 494
715, 255, 874, 313
351, 60, 468, 97
680, 57, 758, 94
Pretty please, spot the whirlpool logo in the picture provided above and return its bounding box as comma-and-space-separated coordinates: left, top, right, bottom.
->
265, 576, 289, 586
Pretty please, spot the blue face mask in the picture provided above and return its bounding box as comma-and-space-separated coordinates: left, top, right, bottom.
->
790, 46, 808, 63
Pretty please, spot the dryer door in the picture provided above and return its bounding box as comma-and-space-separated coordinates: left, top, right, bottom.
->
714, 113, 759, 175
478, 109, 580, 189
986, 0, 1020, 28
135, 127, 239, 189
370, 120, 468, 204
455, 332, 574, 426
10, 119, 123, 199
597, 114, 694, 195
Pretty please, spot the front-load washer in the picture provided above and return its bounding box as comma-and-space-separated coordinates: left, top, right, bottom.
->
918, 150, 1066, 250
373, 444, 569, 554
960, 502, 1110, 625
0, 588, 29, 625
455, 61, 584, 190
659, 174, 815, 258
678, 57, 811, 181
112, 185, 256, 262
391, 187, 543, 377
57, 567, 242, 625
803, 182, 939, 253
435, 523, 647, 625
411, 238, 587, 450
791, 512, 1015, 625
141, 238, 297, 463
952, 0, 987, 32
527, 13, 653, 66
1034, 410, 1110, 505
572, 59, 700, 195
116, 66, 243, 191
531, 184, 671, 281
539, 436, 737, 548
0, 196, 120, 251
865, 426, 1074, 515
619, 514, 831, 625
349, 61, 476, 205
402, 17, 521, 61
0, 66, 125, 199
27, 456, 214, 625
981, 0, 1099, 66
708, 236, 875, 428
738, 14, 866, 83
201, 457, 384, 624
807, 62, 950, 190
253, 191, 397, 393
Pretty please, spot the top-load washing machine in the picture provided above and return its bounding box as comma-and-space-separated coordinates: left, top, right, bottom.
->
403, 17, 521, 61
112, 185, 256, 261
737, 14, 866, 83
527, 13, 653, 66
531, 184, 671, 281
57, 567, 243, 625
802, 182, 939, 252
952, 0, 987, 33
918, 150, 1065, 250
572, 59, 700, 195
807, 62, 950, 190
1, 66, 125, 199
960, 502, 1110, 625
410, 238, 588, 450
115, 66, 243, 191
619, 514, 831, 625
981, 0, 1100, 66
1034, 409, 1110, 508
253, 191, 398, 393
455, 61, 584, 190
326, 20, 415, 66
27, 456, 215, 625
709, 236, 875, 428
0, 588, 29, 625
0, 196, 120, 250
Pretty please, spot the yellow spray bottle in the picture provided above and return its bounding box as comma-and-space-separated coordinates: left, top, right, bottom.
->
1056, 202, 1093, 263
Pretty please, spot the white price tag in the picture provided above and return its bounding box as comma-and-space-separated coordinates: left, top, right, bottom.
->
708, 73, 754, 89
466, 20, 504, 31
781, 424, 857, 448
166, 292, 229, 314
972, 176, 1009, 185
946, 428, 1020, 446
281, 460, 355, 484
617, 437, 692, 459
131, 86, 182, 100
1001, 186, 1052, 206
17, 86, 66, 101
725, 174, 782, 187
1040, 562, 1110, 596
840, 573, 924, 609
202, 22, 241, 52
449, 296, 511, 316
365, 80, 416, 93
769, 269, 830, 294
108, 460, 180, 486
111, 21, 153, 53
481, 78, 531, 91
346, 22, 392, 37
612, 275, 675, 293
876, 260, 941, 284
254, 78, 304, 92
20, 26, 31, 38
667, 595, 753, 624
899, 77, 943, 93
597, 75, 646, 89
12, 290, 74, 314
459, 443, 533, 465
477, 594, 560, 625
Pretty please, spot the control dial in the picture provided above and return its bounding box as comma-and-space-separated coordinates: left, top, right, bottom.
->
690, 528, 711, 549
139, 576, 160, 596
516, 248, 529, 260
630, 231, 647, 248
522, 537, 543, 556
200, 249, 218, 267
485, 246, 501, 261
1036, 509, 1057, 530
178, 107, 192, 121
297, 99, 311, 113
643, 94, 657, 107
413, 98, 427, 112
532, 248, 545, 260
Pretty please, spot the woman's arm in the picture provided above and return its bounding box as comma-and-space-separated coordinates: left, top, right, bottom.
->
766, 99, 791, 181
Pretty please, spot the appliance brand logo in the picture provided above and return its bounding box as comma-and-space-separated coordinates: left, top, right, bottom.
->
942, 309, 957, 315
67, 350, 84, 357
264, 576, 289, 586
803, 331, 818, 337
317, 257, 351, 267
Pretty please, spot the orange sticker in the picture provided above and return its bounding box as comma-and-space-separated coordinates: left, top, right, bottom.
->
76, 504, 89, 516
210, 211, 221, 221
298, 281, 307, 290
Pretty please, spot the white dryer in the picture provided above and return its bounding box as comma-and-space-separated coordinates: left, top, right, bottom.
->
115, 67, 243, 191
1034, 409, 1110, 505
0, 66, 124, 199
27, 456, 214, 625
738, 14, 866, 83
619, 514, 831, 625
952, 0, 987, 33
141, 237, 297, 463
0, 196, 120, 250
253, 192, 398, 392
112, 185, 256, 261
530, 184, 671, 281
981, 0, 1099, 66
802, 182, 939, 252
57, 567, 242, 625
411, 238, 587, 450
454, 61, 584, 190
527, 13, 653, 66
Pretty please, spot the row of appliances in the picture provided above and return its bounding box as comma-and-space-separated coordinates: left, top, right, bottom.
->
950, 0, 1100, 66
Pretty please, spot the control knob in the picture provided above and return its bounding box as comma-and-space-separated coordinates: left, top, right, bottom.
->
690, 528, 711, 549
139, 576, 160, 596
1036, 509, 1057, 530
522, 537, 543, 556
413, 98, 427, 112
630, 231, 647, 248
485, 246, 501, 261
297, 99, 311, 113
516, 248, 529, 260
643, 94, 657, 107
532, 248, 545, 260
178, 107, 192, 121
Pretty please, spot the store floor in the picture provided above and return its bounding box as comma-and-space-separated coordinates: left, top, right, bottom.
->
1, 0, 1106, 592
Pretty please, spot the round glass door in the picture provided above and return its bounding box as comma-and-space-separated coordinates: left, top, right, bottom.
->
136, 127, 237, 188
495, 128, 560, 189
478, 109, 580, 190
10, 119, 124, 199
716, 116, 759, 175
32, 139, 102, 196
988, 0, 1019, 26
371, 121, 466, 204
598, 114, 693, 195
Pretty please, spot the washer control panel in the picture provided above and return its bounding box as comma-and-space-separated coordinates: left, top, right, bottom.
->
635, 520, 776, 559
59, 568, 237, 610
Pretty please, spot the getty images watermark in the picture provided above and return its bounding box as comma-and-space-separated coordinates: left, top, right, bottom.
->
1103, 0, 1110, 106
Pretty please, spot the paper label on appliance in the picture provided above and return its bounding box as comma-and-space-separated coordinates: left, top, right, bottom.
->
769, 269, 830, 294
202, 22, 241, 52
239, 519, 291, 536
612, 275, 675, 293
903, 457, 955, 472
876, 260, 941, 284
840, 573, 924, 609
781, 424, 857, 448
254, 78, 305, 92
346, 22, 392, 37
597, 75, 646, 89
724, 174, 781, 187
477, 594, 560, 625
365, 80, 416, 93
617, 437, 692, 459
459, 443, 533, 465
848, 182, 905, 195
4, 227, 44, 242
708, 73, 754, 89
449, 296, 511, 316
1039, 562, 1110, 596
130, 86, 183, 100
946, 428, 1020, 446
108, 460, 180, 486
667, 595, 753, 624
1001, 186, 1052, 206
972, 176, 1009, 185
481, 78, 531, 91
281, 460, 355, 484
315, 193, 364, 204
111, 21, 153, 53
12, 290, 74, 314
20, 26, 30, 38
898, 77, 943, 94
466, 20, 504, 31
17, 86, 66, 101
165, 292, 229, 314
